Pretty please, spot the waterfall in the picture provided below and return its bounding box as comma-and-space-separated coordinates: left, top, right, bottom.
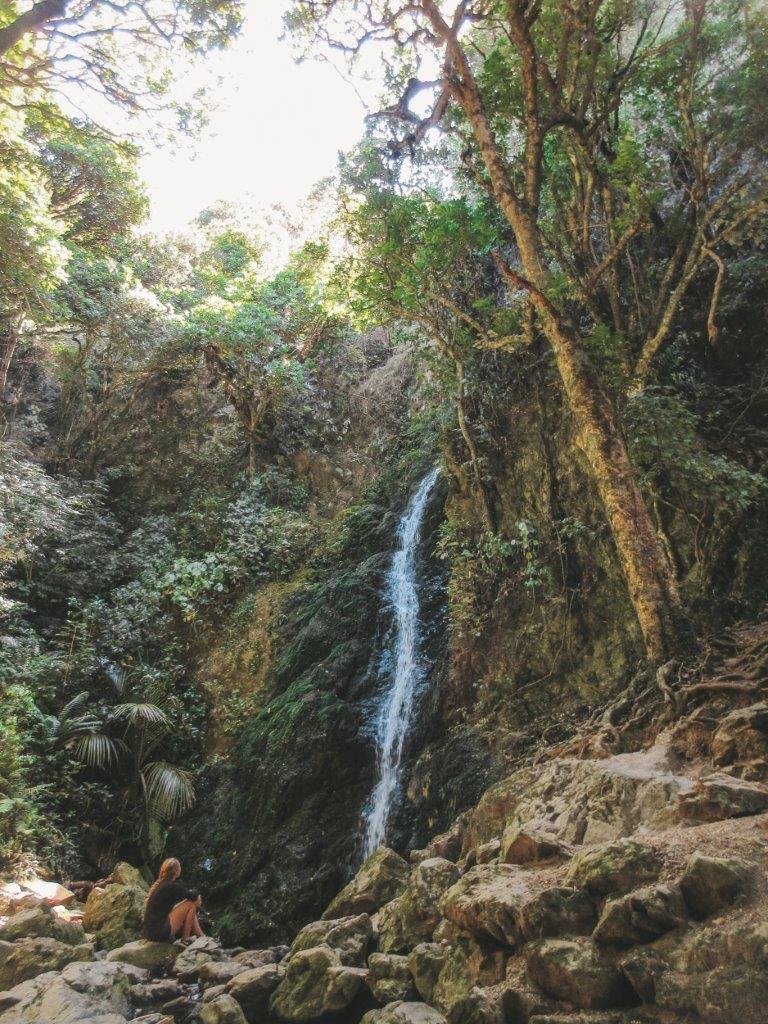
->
363, 466, 441, 856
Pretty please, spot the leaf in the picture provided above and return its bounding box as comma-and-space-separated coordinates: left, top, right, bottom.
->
111, 703, 171, 728
73, 732, 125, 769
142, 761, 195, 822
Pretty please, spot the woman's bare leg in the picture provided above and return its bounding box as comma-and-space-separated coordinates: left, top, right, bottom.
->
168, 899, 203, 940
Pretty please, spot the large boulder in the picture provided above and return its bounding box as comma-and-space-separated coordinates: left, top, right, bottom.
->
500, 824, 567, 866
564, 840, 661, 897
679, 851, 749, 919
620, 915, 768, 1023
106, 940, 177, 971
678, 773, 768, 822
0, 937, 93, 989
226, 962, 285, 1021
0, 959, 145, 1023
172, 936, 230, 980
367, 953, 416, 1004
517, 888, 596, 942
289, 913, 372, 966
362, 1002, 447, 1024
269, 945, 366, 1023
199, 993, 248, 1024
0, 905, 84, 946
464, 747, 691, 854
526, 938, 636, 1010
446, 988, 505, 1024
323, 848, 410, 919
111, 864, 149, 891
408, 944, 448, 1005
378, 860, 460, 954
83, 883, 145, 950
198, 960, 248, 990
593, 884, 686, 946
439, 864, 533, 947
234, 946, 287, 968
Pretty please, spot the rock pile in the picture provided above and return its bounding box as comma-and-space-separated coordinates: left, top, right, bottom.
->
2, 744, 768, 1023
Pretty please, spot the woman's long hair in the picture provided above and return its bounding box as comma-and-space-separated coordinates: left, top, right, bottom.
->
145, 857, 181, 903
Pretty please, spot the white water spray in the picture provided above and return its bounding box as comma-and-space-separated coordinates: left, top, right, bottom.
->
363, 467, 441, 856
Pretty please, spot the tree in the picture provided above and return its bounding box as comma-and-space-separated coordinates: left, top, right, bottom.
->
0, 0, 242, 117
184, 233, 335, 474
287, 0, 768, 660
334, 174, 503, 530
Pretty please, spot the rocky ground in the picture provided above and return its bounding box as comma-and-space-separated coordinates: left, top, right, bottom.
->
3, 665, 768, 1024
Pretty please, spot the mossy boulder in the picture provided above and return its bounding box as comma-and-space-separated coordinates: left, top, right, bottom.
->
289, 913, 373, 966
526, 938, 636, 1010
500, 824, 566, 865
0, 937, 93, 989
226, 961, 285, 1020
105, 939, 177, 971
564, 840, 661, 897
269, 945, 366, 1023
367, 953, 416, 1004
439, 864, 533, 947
323, 847, 410, 919
199, 993, 248, 1024
408, 943, 448, 1004
680, 851, 749, 919
83, 883, 145, 950
517, 887, 596, 942
379, 859, 460, 953
362, 1002, 447, 1024
593, 884, 686, 945
0, 905, 84, 946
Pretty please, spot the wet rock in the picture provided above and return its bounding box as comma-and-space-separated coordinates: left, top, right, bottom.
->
500, 824, 567, 865
440, 864, 533, 946
361, 1001, 447, 1024
289, 913, 373, 966
526, 938, 636, 1010
197, 960, 248, 989
0, 936, 93, 988
518, 888, 596, 941
269, 945, 366, 1022
678, 772, 768, 822
378, 860, 460, 954
60, 957, 147, 994
226, 961, 285, 1020
564, 840, 661, 897
367, 953, 416, 1004
324, 848, 410, 919
680, 851, 749, 919
408, 944, 448, 1004
83, 884, 145, 950
106, 940, 177, 972
0, 904, 84, 945
199, 993, 247, 1024
592, 884, 686, 945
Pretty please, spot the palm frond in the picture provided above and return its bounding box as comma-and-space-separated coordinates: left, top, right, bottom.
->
73, 732, 125, 769
143, 761, 195, 822
111, 703, 171, 728
59, 691, 92, 721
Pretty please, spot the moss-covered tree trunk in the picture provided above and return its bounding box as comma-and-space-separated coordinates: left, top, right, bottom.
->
436, 20, 684, 661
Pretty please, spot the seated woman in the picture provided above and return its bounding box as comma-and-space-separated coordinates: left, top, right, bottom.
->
143, 857, 203, 944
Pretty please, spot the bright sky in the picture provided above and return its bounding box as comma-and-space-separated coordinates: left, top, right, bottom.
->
140, 0, 369, 232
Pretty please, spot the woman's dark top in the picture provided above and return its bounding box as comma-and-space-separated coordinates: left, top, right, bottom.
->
143, 880, 199, 941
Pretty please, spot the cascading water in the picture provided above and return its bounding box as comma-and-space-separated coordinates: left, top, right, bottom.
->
363, 466, 441, 856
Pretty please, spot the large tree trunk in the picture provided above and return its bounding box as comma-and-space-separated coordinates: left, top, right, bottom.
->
441, 36, 685, 660
0, 0, 67, 55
